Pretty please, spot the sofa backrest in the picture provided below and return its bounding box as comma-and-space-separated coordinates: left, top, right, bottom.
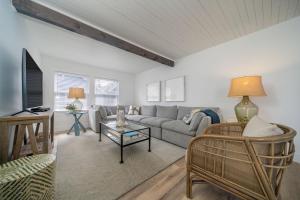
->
156, 105, 178, 119
141, 105, 156, 116
177, 106, 197, 120
177, 106, 223, 122
95, 105, 130, 116
105, 106, 117, 115
124, 105, 130, 114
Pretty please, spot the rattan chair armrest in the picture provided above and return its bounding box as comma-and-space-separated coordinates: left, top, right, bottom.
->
191, 134, 245, 144
202, 122, 245, 137
186, 134, 247, 166
186, 123, 297, 200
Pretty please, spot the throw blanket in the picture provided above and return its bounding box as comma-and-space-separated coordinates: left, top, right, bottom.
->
201, 109, 220, 124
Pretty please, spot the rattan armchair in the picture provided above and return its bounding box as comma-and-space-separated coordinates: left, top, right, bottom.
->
186, 123, 296, 200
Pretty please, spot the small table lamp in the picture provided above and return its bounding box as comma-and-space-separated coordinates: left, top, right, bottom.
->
228, 76, 266, 123
68, 87, 85, 110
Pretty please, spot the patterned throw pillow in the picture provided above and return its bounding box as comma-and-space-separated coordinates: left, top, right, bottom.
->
128, 106, 140, 115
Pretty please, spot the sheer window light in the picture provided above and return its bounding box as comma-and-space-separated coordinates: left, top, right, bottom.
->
95, 79, 119, 106
54, 72, 89, 110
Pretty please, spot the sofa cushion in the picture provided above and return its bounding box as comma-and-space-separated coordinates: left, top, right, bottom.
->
125, 115, 150, 122
124, 105, 130, 114
99, 106, 107, 119
105, 106, 112, 115
107, 115, 116, 120
189, 112, 206, 131
110, 106, 117, 115
177, 106, 198, 120
162, 120, 196, 136
156, 105, 178, 119
141, 105, 156, 116
105, 106, 117, 115
182, 109, 202, 124
140, 117, 172, 128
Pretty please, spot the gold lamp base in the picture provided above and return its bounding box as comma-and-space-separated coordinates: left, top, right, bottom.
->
235, 96, 258, 123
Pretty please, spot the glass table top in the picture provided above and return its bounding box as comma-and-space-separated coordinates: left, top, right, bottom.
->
101, 121, 148, 134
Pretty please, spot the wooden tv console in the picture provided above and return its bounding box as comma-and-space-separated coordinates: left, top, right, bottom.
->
0, 111, 54, 164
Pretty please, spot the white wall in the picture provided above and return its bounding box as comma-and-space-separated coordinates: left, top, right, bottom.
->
40, 55, 135, 132
0, 1, 139, 133
135, 17, 300, 162
2, 0, 300, 161
0, 0, 41, 116
0, 0, 138, 157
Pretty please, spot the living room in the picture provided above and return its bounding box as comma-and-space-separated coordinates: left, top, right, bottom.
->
1, 0, 299, 200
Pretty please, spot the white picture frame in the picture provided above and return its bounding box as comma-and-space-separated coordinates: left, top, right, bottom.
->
165, 76, 185, 102
146, 81, 160, 102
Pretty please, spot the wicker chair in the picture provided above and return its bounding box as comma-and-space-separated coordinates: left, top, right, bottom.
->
0, 154, 56, 200
186, 123, 296, 200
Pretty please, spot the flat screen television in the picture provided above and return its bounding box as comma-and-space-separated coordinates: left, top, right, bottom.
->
22, 48, 43, 110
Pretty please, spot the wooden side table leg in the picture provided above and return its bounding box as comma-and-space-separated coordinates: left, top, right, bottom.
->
12, 125, 26, 160
50, 113, 54, 143
0, 122, 9, 163
13, 125, 19, 146
35, 123, 40, 136
42, 119, 49, 153
28, 124, 39, 154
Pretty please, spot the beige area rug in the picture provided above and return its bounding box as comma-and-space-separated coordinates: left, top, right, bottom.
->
55, 131, 185, 200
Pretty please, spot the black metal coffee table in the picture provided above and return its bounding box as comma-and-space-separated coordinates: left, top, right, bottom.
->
99, 121, 151, 163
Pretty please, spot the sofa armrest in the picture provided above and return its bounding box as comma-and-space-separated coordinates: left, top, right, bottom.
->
88, 108, 102, 133
195, 116, 211, 136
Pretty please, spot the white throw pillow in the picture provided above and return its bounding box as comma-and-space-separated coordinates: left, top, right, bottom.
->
243, 116, 284, 137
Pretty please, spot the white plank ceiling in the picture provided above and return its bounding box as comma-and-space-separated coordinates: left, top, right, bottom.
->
35, 0, 300, 60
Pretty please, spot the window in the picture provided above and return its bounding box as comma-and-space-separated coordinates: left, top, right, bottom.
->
95, 79, 119, 106
54, 72, 89, 110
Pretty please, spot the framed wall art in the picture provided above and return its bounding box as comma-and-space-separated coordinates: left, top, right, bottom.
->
146, 81, 160, 102
165, 76, 185, 102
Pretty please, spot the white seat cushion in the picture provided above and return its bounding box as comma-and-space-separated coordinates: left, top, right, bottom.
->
243, 116, 283, 137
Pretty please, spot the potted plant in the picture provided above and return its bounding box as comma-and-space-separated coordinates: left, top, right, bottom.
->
65, 104, 77, 112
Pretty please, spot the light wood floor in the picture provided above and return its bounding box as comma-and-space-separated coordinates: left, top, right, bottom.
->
119, 158, 300, 200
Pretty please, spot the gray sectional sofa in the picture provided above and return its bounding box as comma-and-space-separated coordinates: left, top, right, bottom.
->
89, 105, 222, 148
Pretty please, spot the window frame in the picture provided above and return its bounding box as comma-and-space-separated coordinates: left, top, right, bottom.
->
54, 71, 90, 111
94, 77, 120, 106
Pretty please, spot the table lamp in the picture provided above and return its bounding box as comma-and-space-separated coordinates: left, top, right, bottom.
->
228, 76, 266, 123
68, 87, 85, 110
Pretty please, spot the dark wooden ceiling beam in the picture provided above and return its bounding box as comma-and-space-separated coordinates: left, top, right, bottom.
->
12, 0, 175, 67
